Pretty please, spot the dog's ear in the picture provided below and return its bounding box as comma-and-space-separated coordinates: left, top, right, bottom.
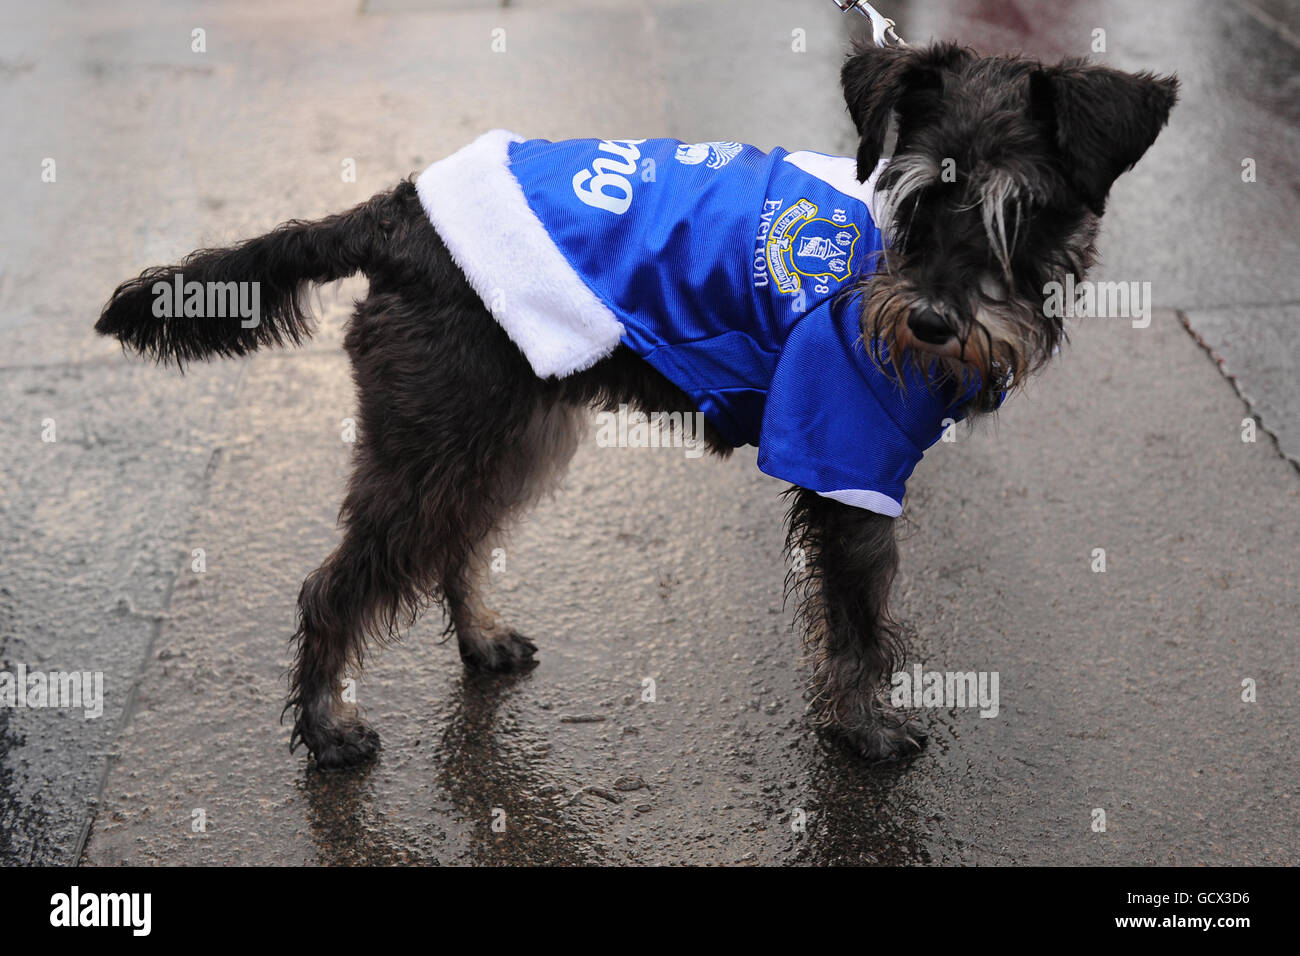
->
1031, 60, 1179, 215
841, 43, 912, 181
841, 41, 972, 182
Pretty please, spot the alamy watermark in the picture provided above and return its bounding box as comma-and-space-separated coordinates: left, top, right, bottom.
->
891, 664, 999, 718
50, 886, 150, 936
151, 273, 260, 328
1043, 275, 1152, 328
594, 403, 707, 459
0, 664, 104, 719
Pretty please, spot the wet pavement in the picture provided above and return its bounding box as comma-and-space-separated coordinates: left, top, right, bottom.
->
1, 0, 1297, 866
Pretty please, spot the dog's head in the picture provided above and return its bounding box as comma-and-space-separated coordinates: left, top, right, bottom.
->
841, 42, 1178, 408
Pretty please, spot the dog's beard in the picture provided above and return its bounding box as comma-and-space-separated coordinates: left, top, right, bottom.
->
854, 166, 1090, 408
849, 267, 1058, 409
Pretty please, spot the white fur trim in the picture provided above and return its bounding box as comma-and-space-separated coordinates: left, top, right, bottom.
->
416, 130, 626, 379
782, 152, 890, 234
818, 488, 903, 517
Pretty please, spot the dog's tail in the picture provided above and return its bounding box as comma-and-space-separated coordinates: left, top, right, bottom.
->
96, 185, 403, 366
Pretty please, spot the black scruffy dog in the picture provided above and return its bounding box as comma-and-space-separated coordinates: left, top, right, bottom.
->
97, 42, 1176, 769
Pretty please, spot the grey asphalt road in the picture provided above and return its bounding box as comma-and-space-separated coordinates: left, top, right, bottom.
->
1, 0, 1296, 866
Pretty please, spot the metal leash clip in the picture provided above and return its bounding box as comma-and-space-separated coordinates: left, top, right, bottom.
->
831, 0, 906, 47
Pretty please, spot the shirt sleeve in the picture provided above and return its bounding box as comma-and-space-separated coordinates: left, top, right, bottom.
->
756, 300, 957, 517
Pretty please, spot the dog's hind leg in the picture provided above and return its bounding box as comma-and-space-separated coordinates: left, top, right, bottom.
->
784, 487, 926, 762
445, 400, 584, 673
287, 277, 578, 768
285, 364, 454, 771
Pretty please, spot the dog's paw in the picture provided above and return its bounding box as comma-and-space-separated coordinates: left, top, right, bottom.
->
838, 717, 928, 764
459, 629, 539, 673
298, 719, 381, 771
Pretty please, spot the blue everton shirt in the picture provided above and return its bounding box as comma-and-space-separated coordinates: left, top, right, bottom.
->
416, 130, 977, 517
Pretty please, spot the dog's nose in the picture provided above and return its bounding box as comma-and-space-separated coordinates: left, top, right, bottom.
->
908, 307, 953, 345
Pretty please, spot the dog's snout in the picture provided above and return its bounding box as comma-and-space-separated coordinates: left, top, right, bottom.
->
908, 307, 953, 345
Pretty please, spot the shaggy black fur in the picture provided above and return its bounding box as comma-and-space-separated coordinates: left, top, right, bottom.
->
96, 42, 1176, 769
840, 42, 1177, 402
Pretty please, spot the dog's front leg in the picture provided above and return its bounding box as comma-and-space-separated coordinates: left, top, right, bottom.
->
785, 487, 926, 761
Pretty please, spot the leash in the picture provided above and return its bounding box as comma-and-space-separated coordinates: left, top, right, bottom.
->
831, 0, 907, 47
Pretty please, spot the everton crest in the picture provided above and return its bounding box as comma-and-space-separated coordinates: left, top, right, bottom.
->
765, 198, 860, 295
